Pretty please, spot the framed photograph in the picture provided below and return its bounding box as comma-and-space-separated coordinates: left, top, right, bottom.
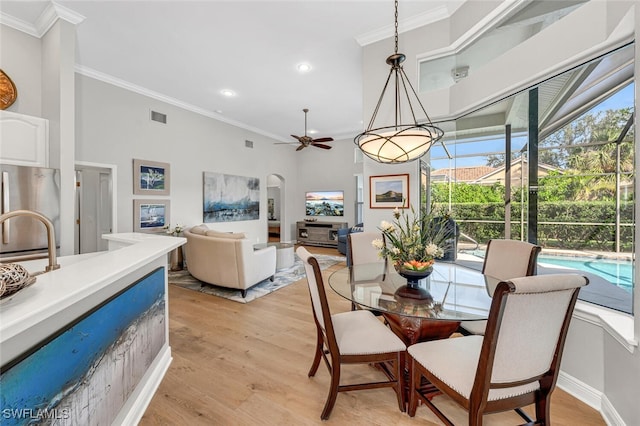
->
369, 174, 409, 209
134, 199, 170, 233
133, 159, 170, 195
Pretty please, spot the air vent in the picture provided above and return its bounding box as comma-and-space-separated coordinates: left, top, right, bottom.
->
245, 140, 254, 148
150, 110, 167, 124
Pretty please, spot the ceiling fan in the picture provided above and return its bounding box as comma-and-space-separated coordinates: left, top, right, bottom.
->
279, 108, 334, 151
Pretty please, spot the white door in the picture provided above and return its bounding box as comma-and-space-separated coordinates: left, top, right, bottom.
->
75, 165, 113, 253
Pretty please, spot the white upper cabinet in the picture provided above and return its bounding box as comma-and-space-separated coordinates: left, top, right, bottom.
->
0, 110, 49, 167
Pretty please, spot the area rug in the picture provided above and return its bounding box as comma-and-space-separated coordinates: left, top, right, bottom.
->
169, 254, 345, 303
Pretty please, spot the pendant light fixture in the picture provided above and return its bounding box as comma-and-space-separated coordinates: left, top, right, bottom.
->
355, 0, 445, 164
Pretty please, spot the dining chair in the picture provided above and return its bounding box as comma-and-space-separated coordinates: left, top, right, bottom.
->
407, 273, 589, 426
459, 238, 541, 336
296, 246, 406, 420
347, 231, 388, 311
347, 231, 385, 267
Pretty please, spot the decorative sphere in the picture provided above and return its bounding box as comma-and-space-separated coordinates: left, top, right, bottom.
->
0, 263, 36, 298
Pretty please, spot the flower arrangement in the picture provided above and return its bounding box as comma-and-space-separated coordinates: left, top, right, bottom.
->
372, 206, 452, 272
163, 223, 184, 236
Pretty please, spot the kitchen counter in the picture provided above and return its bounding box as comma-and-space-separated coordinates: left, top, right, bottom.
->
0, 232, 185, 425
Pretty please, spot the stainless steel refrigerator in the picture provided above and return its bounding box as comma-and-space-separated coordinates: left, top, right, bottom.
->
1, 164, 61, 260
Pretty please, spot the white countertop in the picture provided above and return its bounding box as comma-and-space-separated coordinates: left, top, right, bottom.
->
0, 233, 185, 365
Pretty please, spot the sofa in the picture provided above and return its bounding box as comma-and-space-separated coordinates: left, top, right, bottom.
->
183, 225, 277, 297
336, 223, 364, 257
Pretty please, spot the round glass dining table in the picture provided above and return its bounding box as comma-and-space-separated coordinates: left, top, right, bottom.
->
328, 261, 501, 344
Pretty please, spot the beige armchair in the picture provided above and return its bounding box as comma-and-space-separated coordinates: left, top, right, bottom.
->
184, 225, 276, 297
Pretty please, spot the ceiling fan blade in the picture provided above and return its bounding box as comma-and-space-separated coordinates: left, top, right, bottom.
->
311, 143, 332, 150
296, 144, 306, 151
291, 134, 302, 141
312, 137, 334, 143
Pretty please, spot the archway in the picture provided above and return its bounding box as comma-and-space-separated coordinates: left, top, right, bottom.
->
267, 174, 285, 242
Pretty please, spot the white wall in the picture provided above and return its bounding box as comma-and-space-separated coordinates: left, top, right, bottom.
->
0, 25, 42, 117
1, 15, 360, 247
75, 75, 300, 244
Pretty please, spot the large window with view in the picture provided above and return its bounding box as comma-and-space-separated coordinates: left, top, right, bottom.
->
428, 43, 634, 314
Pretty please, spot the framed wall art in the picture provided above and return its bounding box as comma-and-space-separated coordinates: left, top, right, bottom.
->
133, 159, 170, 195
134, 199, 170, 233
203, 172, 260, 223
369, 174, 409, 209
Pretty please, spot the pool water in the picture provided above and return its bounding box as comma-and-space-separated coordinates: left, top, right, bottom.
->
537, 255, 633, 293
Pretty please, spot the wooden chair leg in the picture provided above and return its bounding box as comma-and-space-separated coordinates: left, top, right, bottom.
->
535, 391, 552, 424
320, 364, 341, 420
395, 352, 406, 412
308, 330, 323, 377
469, 400, 484, 426
408, 358, 419, 417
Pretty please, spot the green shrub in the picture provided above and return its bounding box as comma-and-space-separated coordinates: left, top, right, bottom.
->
435, 201, 634, 251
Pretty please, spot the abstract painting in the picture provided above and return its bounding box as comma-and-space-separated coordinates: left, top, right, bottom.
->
0, 268, 166, 425
203, 172, 260, 222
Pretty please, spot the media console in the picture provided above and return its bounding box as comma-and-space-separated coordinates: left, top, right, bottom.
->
296, 221, 347, 248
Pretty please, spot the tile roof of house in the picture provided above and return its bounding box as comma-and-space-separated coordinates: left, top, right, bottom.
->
431, 166, 497, 182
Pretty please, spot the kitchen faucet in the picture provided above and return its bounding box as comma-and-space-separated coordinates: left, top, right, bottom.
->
0, 210, 60, 273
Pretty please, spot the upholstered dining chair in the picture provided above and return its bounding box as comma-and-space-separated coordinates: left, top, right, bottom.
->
347, 231, 385, 267
407, 273, 589, 426
296, 246, 406, 420
459, 238, 541, 336
347, 231, 387, 311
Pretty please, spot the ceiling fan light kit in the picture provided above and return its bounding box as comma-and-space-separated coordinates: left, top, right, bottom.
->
355, 0, 445, 164
285, 108, 334, 152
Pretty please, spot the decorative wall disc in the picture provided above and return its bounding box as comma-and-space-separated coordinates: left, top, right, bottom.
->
0, 69, 17, 110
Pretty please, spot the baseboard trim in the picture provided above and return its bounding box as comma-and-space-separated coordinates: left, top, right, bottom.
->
557, 370, 625, 426
601, 393, 627, 426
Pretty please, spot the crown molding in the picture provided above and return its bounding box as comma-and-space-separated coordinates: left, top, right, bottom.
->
356, 5, 452, 47
75, 65, 289, 143
0, 1, 84, 38
416, 0, 527, 63
0, 12, 39, 37
36, 2, 85, 37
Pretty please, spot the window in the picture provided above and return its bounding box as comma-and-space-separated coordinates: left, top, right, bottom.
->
429, 43, 635, 314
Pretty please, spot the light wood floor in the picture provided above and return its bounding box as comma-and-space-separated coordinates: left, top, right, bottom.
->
140, 245, 605, 425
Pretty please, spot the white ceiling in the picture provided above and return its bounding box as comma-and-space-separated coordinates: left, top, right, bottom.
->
0, 0, 465, 144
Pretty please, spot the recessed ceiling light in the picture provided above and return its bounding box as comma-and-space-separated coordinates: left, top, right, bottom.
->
308, 129, 318, 134
221, 89, 236, 97
297, 63, 312, 73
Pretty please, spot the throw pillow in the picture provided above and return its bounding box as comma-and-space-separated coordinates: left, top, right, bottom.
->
189, 225, 209, 235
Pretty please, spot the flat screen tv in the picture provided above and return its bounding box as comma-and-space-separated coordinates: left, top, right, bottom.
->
305, 190, 344, 217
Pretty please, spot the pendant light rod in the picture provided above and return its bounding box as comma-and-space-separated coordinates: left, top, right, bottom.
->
354, 0, 448, 164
